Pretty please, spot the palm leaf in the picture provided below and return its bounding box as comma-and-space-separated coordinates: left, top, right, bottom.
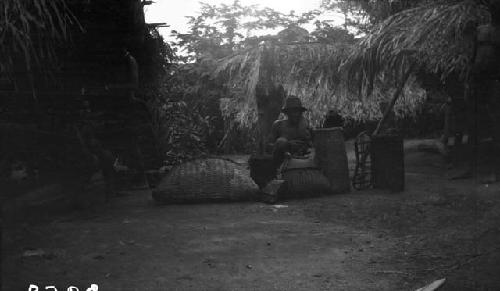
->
214, 40, 426, 127
0, 0, 78, 79
342, 0, 489, 96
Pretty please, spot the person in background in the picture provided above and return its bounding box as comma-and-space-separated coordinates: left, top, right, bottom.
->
105, 48, 139, 101
268, 96, 313, 168
87, 138, 116, 202
323, 109, 344, 128
105, 47, 149, 189
464, 0, 500, 182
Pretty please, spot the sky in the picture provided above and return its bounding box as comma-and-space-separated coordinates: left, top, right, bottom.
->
144, 0, 343, 44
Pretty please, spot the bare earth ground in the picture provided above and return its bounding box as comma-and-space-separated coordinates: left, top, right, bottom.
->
3, 140, 500, 291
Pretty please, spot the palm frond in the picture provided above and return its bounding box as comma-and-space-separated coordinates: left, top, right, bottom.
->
215, 41, 426, 126
342, 0, 490, 95
0, 0, 78, 77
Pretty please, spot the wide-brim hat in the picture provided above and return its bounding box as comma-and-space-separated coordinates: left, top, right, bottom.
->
281, 96, 307, 112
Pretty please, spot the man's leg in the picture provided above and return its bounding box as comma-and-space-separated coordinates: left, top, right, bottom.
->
273, 137, 289, 169
260, 138, 290, 204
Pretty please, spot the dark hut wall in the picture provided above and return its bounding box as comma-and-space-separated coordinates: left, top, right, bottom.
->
0, 0, 162, 193
1, 0, 154, 123
57, 0, 148, 91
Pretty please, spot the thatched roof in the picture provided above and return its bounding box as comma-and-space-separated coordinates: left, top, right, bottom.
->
215, 42, 351, 126
342, 0, 490, 96
213, 1, 490, 127
0, 0, 77, 77
214, 40, 427, 127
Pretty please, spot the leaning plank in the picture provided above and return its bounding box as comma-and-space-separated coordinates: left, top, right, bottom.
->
373, 66, 414, 136
415, 278, 446, 291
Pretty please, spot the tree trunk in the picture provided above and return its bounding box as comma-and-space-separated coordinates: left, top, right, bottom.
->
255, 84, 285, 154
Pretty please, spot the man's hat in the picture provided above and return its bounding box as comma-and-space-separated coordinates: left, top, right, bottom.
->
281, 96, 307, 112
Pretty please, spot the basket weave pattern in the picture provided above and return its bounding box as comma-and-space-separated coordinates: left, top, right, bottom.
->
281, 168, 331, 198
152, 158, 259, 204
313, 127, 350, 193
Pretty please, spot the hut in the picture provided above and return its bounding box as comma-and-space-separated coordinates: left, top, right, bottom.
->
1, 0, 168, 204
213, 33, 426, 153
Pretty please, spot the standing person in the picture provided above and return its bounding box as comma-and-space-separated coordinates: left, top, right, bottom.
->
106, 48, 139, 101
269, 96, 313, 168
323, 109, 345, 128
461, 0, 500, 182
105, 47, 149, 189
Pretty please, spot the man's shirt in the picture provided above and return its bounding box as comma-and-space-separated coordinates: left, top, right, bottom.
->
270, 117, 312, 144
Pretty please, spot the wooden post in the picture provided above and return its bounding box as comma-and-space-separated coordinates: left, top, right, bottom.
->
354, 67, 413, 190
255, 84, 285, 155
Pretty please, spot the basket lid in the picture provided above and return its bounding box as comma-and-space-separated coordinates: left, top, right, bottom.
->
283, 158, 318, 171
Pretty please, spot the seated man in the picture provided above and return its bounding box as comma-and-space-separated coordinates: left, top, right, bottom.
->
269, 96, 313, 168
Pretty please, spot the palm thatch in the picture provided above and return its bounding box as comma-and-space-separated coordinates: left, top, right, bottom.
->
342, 0, 490, 96
215, 41, 426, 127
0, 0, 78, 77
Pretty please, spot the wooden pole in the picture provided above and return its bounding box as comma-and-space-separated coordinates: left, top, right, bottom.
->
373, 68, 414, 136
353, 66, 414, 188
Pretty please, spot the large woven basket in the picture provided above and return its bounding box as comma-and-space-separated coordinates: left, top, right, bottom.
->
152, 158, 259, 204
313, 127, 350, 193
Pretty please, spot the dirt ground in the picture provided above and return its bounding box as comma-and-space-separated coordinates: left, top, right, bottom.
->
3, 141, 500, 291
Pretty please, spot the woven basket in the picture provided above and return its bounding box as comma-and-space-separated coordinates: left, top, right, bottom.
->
313, 127, 350, 193
281, 167, 331, 199
152, 158, 259, 204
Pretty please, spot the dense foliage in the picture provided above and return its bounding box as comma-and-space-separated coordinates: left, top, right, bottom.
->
172, 0, 321, 61
162, 0, 496, 155
321, 0, 439, 31
158, 1, 342, 155
162, 0, 373, 154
